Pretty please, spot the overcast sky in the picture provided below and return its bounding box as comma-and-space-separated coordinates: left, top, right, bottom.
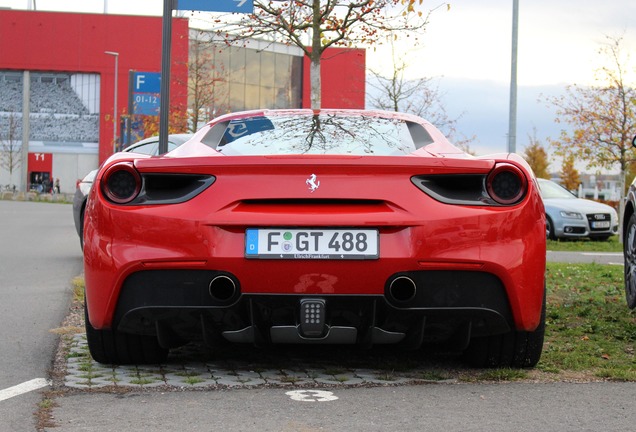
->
2, 0, 635, 167
392, 0, 636, 87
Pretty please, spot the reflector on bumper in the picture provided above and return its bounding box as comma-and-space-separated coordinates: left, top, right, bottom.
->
299, 298, 326, 337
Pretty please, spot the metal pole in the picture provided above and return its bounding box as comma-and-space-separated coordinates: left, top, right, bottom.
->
105, 51, 119, 153
158, 0, 173, 155
21, 71, 30, 193
127, 70, 134, 147
507, 0, 519, 153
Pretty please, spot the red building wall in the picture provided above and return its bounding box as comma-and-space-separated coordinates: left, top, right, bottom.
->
1, 11, 366, 165
302, 48, 366, 109
0, 10, 189, 163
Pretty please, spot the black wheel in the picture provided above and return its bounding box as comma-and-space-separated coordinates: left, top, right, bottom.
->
462, 291, 546, 368
623, 213, 636, 309
79, 205, 85, 250
545, 215, 556, 240
84, 303, 168, 365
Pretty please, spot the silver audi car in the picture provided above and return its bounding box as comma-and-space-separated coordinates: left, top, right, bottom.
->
538, 178, 618, 241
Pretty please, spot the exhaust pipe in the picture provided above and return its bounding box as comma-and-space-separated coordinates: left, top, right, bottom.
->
388, 276, 417, 303
209, 275, 237, 302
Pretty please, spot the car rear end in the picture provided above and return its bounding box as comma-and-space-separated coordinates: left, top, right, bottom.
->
83, 110, 546, 367
84, 155, 545, 353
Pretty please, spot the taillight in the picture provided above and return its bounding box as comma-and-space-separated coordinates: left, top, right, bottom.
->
100, 162, 141, 204
486, 164, 527, 205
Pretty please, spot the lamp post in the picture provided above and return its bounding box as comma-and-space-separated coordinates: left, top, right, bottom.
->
105, 51, 119, 153
507, 0, 519, 154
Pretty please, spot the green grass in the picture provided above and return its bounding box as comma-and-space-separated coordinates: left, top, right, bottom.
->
183, 376, 205, 385
542, 263, 636, 380
38, 398, 55, 410
461, 368, 529, 382
547, 235, 622, 252
72, 276, 85, 303
417, 369, 452, 381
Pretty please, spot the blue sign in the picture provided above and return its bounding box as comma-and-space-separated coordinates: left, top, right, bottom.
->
121, 116, 145, 147
133, 94, 160, 116
176, 0, 254, 14
131, 72, 161, 115
133, 72, 161, 93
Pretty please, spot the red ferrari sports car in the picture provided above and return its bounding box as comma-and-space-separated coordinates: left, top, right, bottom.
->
83, 109, 547, 367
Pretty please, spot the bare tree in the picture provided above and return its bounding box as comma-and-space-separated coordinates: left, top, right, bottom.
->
203, 1, 448, 109
0, 112, 22, 189
188, 35, 229, 131
367, 38, 473, 152
368, 64, 441, 117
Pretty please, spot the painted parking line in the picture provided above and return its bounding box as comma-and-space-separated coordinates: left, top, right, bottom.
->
286, 390, 338, 402
0, 378, 50, 402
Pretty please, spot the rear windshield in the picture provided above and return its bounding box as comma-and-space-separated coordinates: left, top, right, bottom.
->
203, 114, 432, 156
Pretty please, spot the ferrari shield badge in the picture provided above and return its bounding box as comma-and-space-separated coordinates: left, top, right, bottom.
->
306, 174, 320, 192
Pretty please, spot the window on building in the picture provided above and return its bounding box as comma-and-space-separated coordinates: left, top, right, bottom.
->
189, 40, 303, 121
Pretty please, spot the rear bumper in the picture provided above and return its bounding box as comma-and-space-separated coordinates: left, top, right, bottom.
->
85, 223, 546, 335
83, 166, 546, 336
112, 269, 514, 349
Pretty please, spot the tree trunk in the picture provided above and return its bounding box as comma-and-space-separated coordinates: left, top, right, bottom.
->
310, 53, 321, 110
310, 0, 322, 110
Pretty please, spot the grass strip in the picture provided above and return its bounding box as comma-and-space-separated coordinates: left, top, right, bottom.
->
542, 263, 636, 380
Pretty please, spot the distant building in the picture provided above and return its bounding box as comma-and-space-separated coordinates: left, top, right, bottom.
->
0, 10, 189, 193
188, 29, 365, 128
578, 173, 621, 201
550, 172, 621, 201
0, 11, 365, 194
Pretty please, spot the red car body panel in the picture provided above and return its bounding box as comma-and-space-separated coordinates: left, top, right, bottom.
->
83, 109, 546, 365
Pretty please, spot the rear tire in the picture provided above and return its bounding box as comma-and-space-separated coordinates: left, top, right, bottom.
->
623, 213, 636, 309
545, 215, 556, 240
79, 205, 85, 251
462, 292, 545, 368
84, 303, 168, 365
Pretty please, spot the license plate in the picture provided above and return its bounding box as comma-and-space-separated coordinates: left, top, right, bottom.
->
591, 221, 610, 229
245, 228, 379, 259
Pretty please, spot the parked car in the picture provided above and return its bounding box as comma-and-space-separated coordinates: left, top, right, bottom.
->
72, 169, 98, 248
121, 133, 193, 155
538, 178, 618, 241
622, 135, 636, 309
83, 109, 546, 367
72, 134, 193, 248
